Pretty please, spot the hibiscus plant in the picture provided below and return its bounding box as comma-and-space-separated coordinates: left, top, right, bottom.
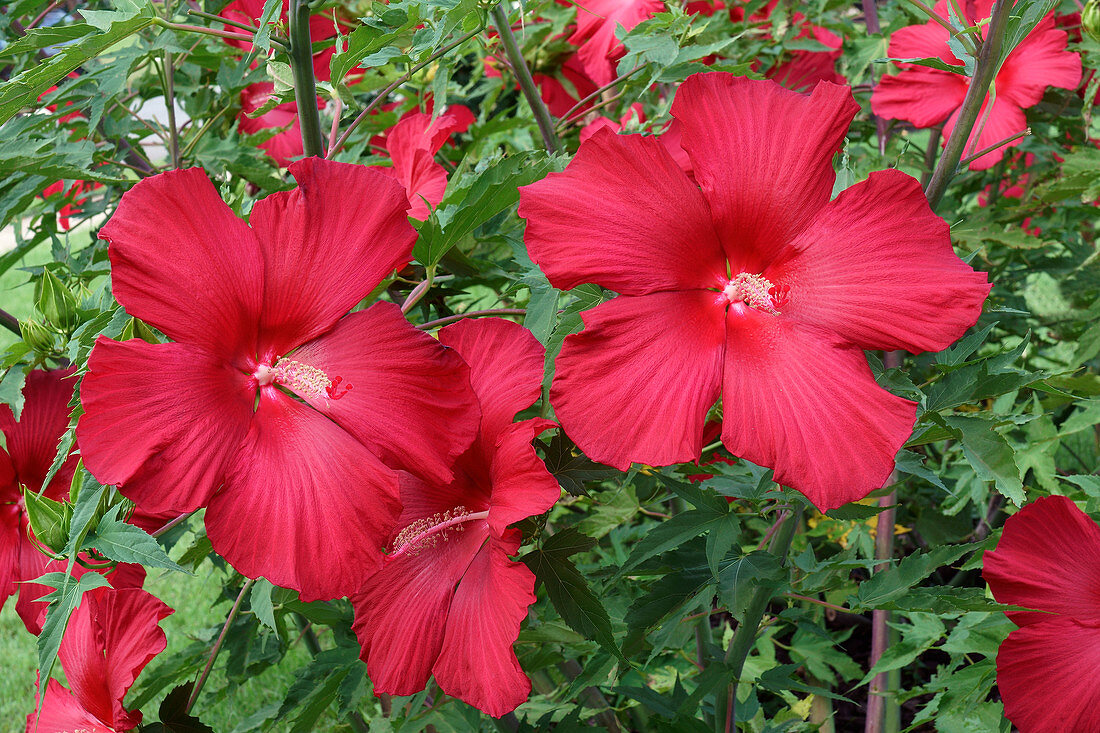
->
1, 0, 1099, 731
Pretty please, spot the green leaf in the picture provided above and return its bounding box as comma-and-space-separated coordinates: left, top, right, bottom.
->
617, 505, 730, 577
825, 502, 894, 521
250, 578, 279, 633
850, 543, 973, 610
0, 366, 27, 420
944, 415, 1025, 505
541, 432, 618, 497
880, 56, 966, 74
717, 550, 783, 620
142, 683, 215, 733
82, 505, 189, 573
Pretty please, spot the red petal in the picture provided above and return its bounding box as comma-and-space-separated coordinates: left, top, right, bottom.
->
27, 678, 114, 733
551, 291, 726, 471
433, 536, 535, 717
439, 318, 545, 444
17, 556, 147, 636
488, 420, 560, 536
248, 158, 416, 357
568, 0, 662, 85
77, 338, 253, 514
0, 368, 76, 496
997, 15, 1081, 108
768, 169, 990, 353
351, 520, 487, 695
284, 303, 480, 484
942, 93, 1026, 171
58, 586, 172, 730
671, 74, 859, 272
886, 18, 958, 63
870, 69, 967, 128
238, 83, 315, 167
996, 618, 1100, 733
983, 495, 1100, 627
99, 168, 264, 356
207, 390, 401, 601
0, 504, 21, 609
519, 129, 726, 294
721, 312, 916, 511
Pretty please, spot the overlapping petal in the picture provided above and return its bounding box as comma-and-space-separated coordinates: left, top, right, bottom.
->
77, 338, 254, 514
27, 678, 114, 733
552, 291, 726, 471
98, 168, 264, 356
248, 159, 417, 356
287, 303, 480, 484
519, 129, 726, 294
768, 169, 990, 353
671, 73, 859, 272
433, 533, 535, 717
487, 420, 560, 535
208, 390, 401, 601
998, 15, 1081, 108
721, 311, 917, 510
870, 70, 968, 128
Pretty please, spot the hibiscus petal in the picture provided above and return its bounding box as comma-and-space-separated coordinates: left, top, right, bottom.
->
285, 303, 480, 484
351, 520, 487, 695
870, 69, 968, 128
942, 93, 1026, 171
17, 556, 147, 637
996, 618, 1100, 733
207, 390, 401, 601
488, 419, 560, 536
0, 369, 76, 495
983, 495, 1100, 627
27, 678, 114, 733
248, 158, 417, 357
518, 129, 726, 294
98, 168, 264, 356
568, 0, 662, 85
433, 534, 535, 717
886, 18, 957, 63
0, 504, 20, 606
721, 312, 917, 511
769, 169, 990, 353
438, 318, 545, 444
551, 290, 726, 471
671, 74, 859, 272
77, 338, 252, 514
997, 15, 1081, 108
59, 586, 172, 730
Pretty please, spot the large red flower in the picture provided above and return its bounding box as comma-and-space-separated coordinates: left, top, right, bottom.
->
77, 159, 480, 601
871, 0, 1080, 170
27, 585, 173, 733
983, 496, 1100, 732
378, 106, 475, 219
352, 318, 560, 717
518, 73, 991, 511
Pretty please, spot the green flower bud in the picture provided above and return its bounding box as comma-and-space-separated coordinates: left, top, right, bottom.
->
23, 488, 71, 554
1084, 0, 1100, 43
19, 319, 56, 353
35, 268, 79, 331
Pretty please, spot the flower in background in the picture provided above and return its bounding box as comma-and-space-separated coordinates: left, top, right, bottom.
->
568, 0, 665, 86
26, 586, 173, 733
983, 495, 1100, 732
519, 73, 991, 511
871, 0, 1080, 170
377, 106, 475, 219
78, 159, 480, 600
353, 318, 560, 717
238, 83, 326, 168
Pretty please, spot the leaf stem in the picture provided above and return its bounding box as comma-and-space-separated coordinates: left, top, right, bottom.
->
555, 65, 646, 130
186, 578, 255, 714
163, 51, 181, 169
958, 127, 1029, 167
152, 18, 288, 51
491, 3, 561, 153
288, 0, 324, 159
0, 308, 20, 336
923, 0, 1013, 209
416, 308, 526, 330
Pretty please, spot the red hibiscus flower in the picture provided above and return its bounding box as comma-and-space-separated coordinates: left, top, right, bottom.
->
568, 0, 665, 86
352, 318, 560, 717
0, 369, 80, 630
40, 179, 99, 231
518, 73, 991, 511
77, 159, 480, 601
871, 0, 1080, 170
983, 495, 1100, 732
378, 105, 475, 219
27, 585, 173, 733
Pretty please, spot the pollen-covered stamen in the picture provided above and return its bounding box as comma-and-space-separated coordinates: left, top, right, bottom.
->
263, 358, 349, 401
723, 272, 785, 315
387, 506, 490, 561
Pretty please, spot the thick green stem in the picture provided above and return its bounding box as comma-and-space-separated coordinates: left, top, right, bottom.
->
289, 0, 324, 159
923, 0, 1013, 209
716, 507, 802, 733
490, 4, 561, 154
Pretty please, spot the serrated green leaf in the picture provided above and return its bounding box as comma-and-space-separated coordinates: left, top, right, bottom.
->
851, 543, 973, 610
944, 415, 1025, 505
82, 505, 189, 573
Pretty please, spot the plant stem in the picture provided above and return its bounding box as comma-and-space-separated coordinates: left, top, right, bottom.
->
401, 268, 435, 314
327, 28, 481, 159
151, 511, 193, 537
163, 51, 181, 168
556, 65, 646, 129
0, 308, 20, 336
288, 0, 324, 158
920, 126, 943, 189
186, 579, 255, 714
152, 18, 288, 51
490, 4, 561, 153
958, 127, 1029, 167
716, 507, 802, 733
923, 0, 1013, 209
416, 308, 526, 330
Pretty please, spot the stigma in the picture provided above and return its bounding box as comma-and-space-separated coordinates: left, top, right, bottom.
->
253, 359, 352, 401
387, 506, 490, 561
722, 272, 788, 315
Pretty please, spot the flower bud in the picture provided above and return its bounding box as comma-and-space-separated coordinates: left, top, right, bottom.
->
23, 488, 72, 554
19, 319, 56, 353
1084, 0, 1100, 43
35, 268, 79, 331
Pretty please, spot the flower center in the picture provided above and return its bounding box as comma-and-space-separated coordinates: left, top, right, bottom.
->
722, 272, 788, 315
387, 506, 490, 561
253, 358, 352, 401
